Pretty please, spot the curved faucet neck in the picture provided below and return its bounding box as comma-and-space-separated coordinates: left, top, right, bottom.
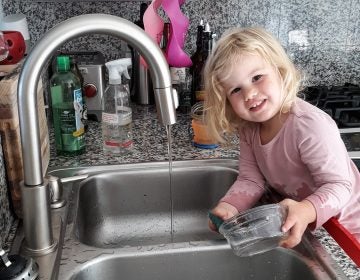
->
17, 14, 176, 254
18, 14, 176, 186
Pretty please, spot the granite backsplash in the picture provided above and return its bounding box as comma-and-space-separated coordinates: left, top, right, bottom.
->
1, 0, 360, 86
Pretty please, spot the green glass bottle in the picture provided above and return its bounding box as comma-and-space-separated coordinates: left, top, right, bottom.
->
50, 55, 86, 155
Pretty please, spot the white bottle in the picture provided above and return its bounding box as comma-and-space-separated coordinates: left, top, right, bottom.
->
102, 58, 133, 154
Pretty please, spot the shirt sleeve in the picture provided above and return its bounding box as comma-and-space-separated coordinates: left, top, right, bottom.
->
220, 127, 266, 212
295, 111, 353, 230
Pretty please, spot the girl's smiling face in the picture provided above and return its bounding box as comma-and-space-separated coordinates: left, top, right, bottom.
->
222, 53, 284, 127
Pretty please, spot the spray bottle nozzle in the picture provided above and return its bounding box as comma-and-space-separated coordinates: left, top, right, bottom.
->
105, 58, 132, 84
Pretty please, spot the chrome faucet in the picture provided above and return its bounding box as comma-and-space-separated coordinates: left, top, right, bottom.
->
17, 14, 177, 255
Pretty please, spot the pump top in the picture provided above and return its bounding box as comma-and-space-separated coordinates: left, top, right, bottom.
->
105, 58, 132, 84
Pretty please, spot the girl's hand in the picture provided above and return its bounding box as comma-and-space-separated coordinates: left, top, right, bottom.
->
208, 202, 238, 231
279, 198, 317, 248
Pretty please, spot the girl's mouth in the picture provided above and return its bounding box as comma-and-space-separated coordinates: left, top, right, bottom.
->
249, 99, 266, 111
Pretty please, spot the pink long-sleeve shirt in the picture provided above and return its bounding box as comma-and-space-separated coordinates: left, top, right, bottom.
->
221, 97, 360, 240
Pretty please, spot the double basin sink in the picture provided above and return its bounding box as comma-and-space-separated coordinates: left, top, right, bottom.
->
30, 159, 346, 279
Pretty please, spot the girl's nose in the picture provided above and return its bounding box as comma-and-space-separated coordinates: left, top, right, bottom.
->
244, 87, 258, 101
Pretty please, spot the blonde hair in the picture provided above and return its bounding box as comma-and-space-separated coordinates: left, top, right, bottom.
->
204, 27, 302, 142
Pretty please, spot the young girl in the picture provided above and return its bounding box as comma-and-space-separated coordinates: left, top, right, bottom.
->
205, 27, 360, 248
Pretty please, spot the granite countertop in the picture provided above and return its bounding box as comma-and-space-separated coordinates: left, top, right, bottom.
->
48, 105, 239, 168
45, 104, 358, 279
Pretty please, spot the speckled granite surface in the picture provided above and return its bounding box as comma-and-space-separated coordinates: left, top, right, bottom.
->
48, 105, 240, 168
0, 135, 15, 251
2, 0, 360, 85
314, 228, 360, 279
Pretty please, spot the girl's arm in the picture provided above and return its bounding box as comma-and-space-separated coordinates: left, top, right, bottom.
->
218, 128, 266, 213
295, 112, 353, 230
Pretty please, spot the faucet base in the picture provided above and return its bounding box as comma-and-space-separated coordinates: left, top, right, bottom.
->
20, 181, 57, 256
22, 239, 58, 257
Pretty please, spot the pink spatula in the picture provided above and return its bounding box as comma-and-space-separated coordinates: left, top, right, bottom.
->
162, 0, 192, 67
142, 0, 164, 66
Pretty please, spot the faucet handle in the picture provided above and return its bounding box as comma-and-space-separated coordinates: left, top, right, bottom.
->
47, 175, 66, 209
47, 174, 89, 209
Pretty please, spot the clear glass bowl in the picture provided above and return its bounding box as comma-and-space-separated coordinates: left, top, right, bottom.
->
219, 204, 288, 257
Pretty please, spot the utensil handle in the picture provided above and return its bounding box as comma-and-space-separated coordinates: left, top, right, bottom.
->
208, 212, 224, 230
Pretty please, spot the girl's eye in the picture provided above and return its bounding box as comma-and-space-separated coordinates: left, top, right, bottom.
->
252, 75, 262, 82
231, 87, 241, 95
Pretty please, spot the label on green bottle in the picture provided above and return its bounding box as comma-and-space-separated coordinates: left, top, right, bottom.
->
51, 86, 85, 154
73, 88, 85, 137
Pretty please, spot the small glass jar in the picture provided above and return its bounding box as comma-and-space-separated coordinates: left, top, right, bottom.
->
190, 102, 218, 149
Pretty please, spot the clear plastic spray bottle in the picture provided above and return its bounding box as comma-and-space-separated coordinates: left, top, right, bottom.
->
102, 58, 133, 154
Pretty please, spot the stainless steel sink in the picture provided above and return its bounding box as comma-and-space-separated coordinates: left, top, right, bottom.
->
74, 163, 237, 247
24, 159, 347, 279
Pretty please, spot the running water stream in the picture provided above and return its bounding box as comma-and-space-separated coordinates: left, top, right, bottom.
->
166, 124, 174, 241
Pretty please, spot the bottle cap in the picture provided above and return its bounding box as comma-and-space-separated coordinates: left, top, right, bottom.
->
57, 56, 70, 72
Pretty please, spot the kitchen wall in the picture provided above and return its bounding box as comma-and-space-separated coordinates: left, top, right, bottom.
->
2, 0, 359, 86
0, 0, 359, 243
0, 0, 3, 20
